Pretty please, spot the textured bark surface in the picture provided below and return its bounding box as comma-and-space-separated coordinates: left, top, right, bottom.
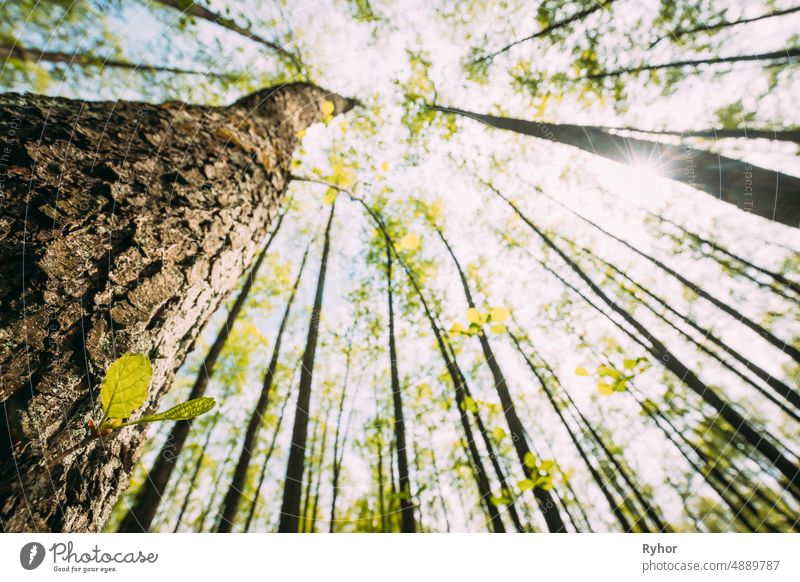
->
116, 209, 287, 533
0, 83, 354, 532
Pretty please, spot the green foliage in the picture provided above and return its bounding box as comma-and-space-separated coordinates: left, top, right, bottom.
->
125, 397, 216, 426
97, 354, 215, 432
100, 353, 152, 422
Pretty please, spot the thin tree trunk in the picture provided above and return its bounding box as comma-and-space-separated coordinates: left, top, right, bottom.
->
474, 0, 617, 65
434, 225, 567, 532
152, 0, 301, 69
650, 6, 800, 48
196, 443, 237, 532
599, 125, 800, 144
643, 211, 800, 296
328, 324, 357, 532
508, 332, 631, 532
0, 43, 232, 77
386, 246, 416, 532
216, 242, 311, 532
451, 353, 526, 532
243, 374, 292, 532
172, 409, 221, 532
427, 428, 451, 532
492, 186, 800, 491
118, 208, 288, 533
585, 48, 800, 80
308, 406, 330, 533
0, 84, 352, 532
290, 180, 507, 532
300, 414, 321, 532
543, 195, 800, 362
375, 416, 387, 532
432, 105, 800, 228
278, 202, 336, 532
594, 251, 800, 421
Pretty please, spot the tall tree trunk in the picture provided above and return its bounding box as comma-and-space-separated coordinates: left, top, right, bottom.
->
352, 199, 505, 532
643, 211, 800, 296
375, 416, 387, 532
152, 0, 301, 69
474, 0, 617, 65
217, 241, 311, 532
585, 48, 800, 80
277, 202, 336, 532
451, 352, 526, 532
0, 43, 232, 77
597, 125, 800, 144
492, 186, 800, 492
0, 84, 353, 532
435, 226, 567, 532
118, 208, 288, 533
385, 246, 416, 532
243, 370, 293, 532
426, 428, 451, 532
432, 105, 800, 228
308, 406, 330, 533
508, 332, 629, 531
544, 195, 800, 362
172, 418, 216, 532
244, 359, 300, 533
328, 324, 357, 532
300, 413, 321, 532
650, 6, 800, 48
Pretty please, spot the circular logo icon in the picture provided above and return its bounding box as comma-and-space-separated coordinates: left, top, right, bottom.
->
20, 542, 46, 570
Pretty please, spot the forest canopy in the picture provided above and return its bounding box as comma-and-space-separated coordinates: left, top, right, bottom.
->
0, 0, 798, 534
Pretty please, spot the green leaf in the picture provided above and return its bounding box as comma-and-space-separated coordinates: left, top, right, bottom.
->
463, 395, 478, 413
396, 232, 421, 251
323, 188, 338, 205
492, 426, 506, 441
523, 451, 537, 469
100, 353, 152, 420
134, 397, 216, 425
518, 478, 535, 492
597, 364, 622, 379
466, 307, 482, 325
490, 307, 511, 323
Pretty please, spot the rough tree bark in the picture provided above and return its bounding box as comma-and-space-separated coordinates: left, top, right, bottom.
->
118, 207, 287, 533
0, 83, 354, 532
